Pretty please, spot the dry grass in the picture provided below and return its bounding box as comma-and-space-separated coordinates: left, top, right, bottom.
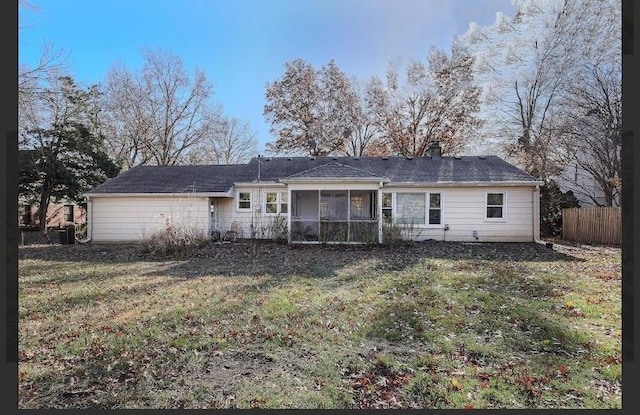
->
18, 240, 621, 408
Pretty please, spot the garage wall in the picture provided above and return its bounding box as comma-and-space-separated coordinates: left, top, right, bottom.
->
90, 196, 209, 242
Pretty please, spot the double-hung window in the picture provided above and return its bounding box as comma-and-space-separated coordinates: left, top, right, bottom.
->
428, 193, 442, 225
382, 193, 393, 222
486, 192, 505, 220
265, 192, 278, 213
238, 192, 251, 210
265, 192, 288, 214
64, 205, 74, 222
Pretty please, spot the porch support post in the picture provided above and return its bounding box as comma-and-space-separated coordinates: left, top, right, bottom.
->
533, 185, 540, 241
378, 183, 383, 243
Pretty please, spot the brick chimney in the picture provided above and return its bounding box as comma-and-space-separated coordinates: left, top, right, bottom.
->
427, 141, 441, 158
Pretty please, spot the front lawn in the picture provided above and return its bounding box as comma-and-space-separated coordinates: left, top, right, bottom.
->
18, 240, 621, 408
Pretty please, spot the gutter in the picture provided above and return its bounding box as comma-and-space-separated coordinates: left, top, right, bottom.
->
388, 180, 544, 187
84, 191, 233, 198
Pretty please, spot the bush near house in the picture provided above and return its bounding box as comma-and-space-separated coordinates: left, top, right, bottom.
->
540, 180, 580, 237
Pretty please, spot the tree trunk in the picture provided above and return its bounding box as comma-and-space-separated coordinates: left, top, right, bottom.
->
38, 186, 51, 232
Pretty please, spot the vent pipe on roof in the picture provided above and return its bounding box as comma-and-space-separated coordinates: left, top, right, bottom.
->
257, 154, 261, 182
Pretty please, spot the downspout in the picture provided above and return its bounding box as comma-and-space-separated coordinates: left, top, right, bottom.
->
378, 182, 383, 243
533, 185, 541, 243
76, 196, 92, 243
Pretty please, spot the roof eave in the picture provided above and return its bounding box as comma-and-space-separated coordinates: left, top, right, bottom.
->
385, 180, 544, 187
85, 190, 234, 198
280, 177, 389, 184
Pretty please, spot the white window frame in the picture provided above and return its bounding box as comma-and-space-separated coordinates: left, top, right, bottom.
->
279, 191, 288, 214
265, 192, 278, 214
382, 192, 393, 222
265, 191, 288, 215
237, 191, 252, 211
485, 191, 506, 222
382, 191, 445, 227
427, 192, 444, 228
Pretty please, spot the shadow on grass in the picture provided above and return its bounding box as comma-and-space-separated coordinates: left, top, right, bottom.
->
363, 256, 592, 361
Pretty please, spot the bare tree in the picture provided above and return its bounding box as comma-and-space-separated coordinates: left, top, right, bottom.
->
558, 64, 621, 206
19, 1, 69, 147
366, 45, 481, 157
101, 63, 155, 169
341, 78, 383, 156
193, 116, 258, 164
458, 0, 621, 179
101, 48, 214, 167
264, 59, 358, 156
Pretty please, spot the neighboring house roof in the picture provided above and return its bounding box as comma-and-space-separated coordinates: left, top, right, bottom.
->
86, 156, 540, 195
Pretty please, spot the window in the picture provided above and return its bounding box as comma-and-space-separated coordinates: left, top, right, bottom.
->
64, 204, 74, 222
265, 192, 288, 214
21, 204, 32, 226
266, 192, 278, 213
382, 193, 392, 222
238, 192, 251, 210
396, 193, 425, 225
486, 192, 505, 219
428, 193, 442, 225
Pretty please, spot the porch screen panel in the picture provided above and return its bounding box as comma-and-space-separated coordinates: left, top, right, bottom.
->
396, 193, 425, 225
320, 191, 348, 220
350, 191, 376, 220
291, 190, 319, 241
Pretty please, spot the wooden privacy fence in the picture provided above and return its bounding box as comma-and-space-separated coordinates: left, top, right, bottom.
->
562, 207, 621, 245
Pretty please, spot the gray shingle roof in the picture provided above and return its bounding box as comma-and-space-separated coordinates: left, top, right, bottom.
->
86, 156, 539, 195
86, 164, 251, 194
283, 162, 385, 180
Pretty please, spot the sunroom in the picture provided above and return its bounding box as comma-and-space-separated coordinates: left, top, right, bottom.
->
288, 189, 381, 243
280, 162, 387, 243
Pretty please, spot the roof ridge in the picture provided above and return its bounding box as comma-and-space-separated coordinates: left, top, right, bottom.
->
284, 161, 379, 179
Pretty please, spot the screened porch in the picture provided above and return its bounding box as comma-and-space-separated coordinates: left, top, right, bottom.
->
290, 190, 379, 243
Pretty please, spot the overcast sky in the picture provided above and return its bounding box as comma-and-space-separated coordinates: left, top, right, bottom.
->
19, 0, 516, 154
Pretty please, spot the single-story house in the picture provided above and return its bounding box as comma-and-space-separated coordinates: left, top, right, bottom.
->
84, 145, 543, 244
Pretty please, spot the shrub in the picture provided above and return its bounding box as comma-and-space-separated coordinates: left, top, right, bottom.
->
267, 215, 288, 242
137, 222, 209, 256
540, 180, 580, 237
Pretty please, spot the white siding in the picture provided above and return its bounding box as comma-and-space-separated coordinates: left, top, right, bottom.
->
214, 185, 289, 239
383, 186, 535, 242
90, 184, 537, 243
90, 196, 209, 242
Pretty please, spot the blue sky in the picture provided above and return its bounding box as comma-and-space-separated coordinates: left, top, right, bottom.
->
19, 0, 515, 154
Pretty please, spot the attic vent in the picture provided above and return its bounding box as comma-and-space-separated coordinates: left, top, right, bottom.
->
406, 156, 413, 160
454, 156, 461, 160
287, 157, 292, 161
478, 156, 486, 160
353, 157, 359, 160
382, 157, 388, 160
265, 157, 271, 161
332, 157, 338, 160
310, 156, 316, 160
